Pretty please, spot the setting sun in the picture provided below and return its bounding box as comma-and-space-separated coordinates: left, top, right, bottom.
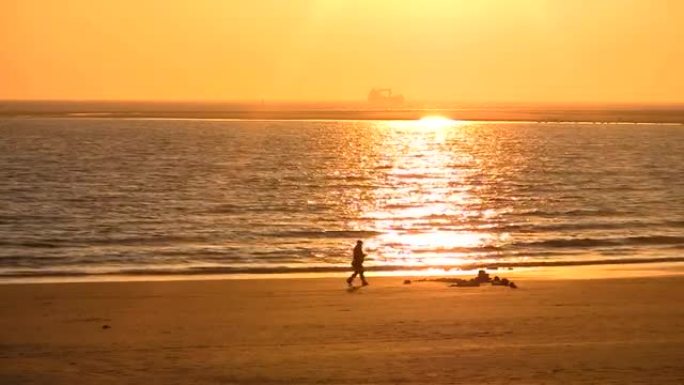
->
418, 116, 461, 130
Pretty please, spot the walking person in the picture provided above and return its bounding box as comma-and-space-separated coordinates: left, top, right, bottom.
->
347, 240, 368, 287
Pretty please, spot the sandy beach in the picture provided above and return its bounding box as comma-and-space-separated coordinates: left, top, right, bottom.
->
1, 272, 683, 384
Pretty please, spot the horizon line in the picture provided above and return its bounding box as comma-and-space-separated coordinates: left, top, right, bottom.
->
2, 99, 684, 109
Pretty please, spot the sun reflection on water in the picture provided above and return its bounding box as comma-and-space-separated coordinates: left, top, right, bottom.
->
355, 118, 505, 271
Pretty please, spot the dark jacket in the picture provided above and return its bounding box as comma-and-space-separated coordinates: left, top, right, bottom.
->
352, 245, 365, 267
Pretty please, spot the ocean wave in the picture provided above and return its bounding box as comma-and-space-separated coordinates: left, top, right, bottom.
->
498, 219, 684, 233
513, 235, 684, 249
1, 256, 683, 279
0, 235, 215, 248
267, 230, 383, 239
507, 208, 623, 217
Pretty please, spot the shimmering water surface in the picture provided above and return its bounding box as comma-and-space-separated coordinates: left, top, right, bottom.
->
1, 118, 683, 278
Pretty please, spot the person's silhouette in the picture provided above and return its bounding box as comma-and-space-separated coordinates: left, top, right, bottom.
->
347, 240, 368, 287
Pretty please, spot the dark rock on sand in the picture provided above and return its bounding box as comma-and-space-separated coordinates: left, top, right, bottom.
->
450, 279, 481, 287
474, 270, 491, 283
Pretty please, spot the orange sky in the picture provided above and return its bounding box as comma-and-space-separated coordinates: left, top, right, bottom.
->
1, 0, 682, 104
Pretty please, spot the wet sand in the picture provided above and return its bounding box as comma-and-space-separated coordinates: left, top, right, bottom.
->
1, 274, 683, 384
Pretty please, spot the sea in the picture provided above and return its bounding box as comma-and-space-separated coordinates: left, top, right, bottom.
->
1, 117, 683, 280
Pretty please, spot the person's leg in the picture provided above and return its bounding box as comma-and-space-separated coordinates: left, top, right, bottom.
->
347, 271, 357, 285
360, 271, 368, 285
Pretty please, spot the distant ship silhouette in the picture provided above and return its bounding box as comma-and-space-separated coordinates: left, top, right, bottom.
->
368, 88, 404, 106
